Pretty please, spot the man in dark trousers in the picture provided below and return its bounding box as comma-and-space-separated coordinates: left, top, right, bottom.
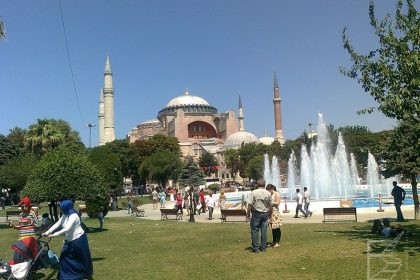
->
246, 179, 272, 253
391, 181, 406, 221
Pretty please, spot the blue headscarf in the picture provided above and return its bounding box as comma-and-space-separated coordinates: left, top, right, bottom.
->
59, 199, 78, 215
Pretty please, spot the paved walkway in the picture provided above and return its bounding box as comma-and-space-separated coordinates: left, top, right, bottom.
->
105, 201, 415, 224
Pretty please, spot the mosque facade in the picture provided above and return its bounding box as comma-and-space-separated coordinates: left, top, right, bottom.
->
99, 56, 285, 181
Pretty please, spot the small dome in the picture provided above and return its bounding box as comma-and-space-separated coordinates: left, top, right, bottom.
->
224, 131, 260, 149
165, 90, 210, 107
259, 136, 275, 145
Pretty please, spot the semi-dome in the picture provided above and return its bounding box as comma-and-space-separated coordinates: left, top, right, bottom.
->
259, 136, 275, 145
166, 90, 210, 107
224, 131, 260, 149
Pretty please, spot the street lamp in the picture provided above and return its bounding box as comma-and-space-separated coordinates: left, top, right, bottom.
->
85, 123, 96, 148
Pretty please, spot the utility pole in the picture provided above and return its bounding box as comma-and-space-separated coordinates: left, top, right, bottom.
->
86, 123, 96, 148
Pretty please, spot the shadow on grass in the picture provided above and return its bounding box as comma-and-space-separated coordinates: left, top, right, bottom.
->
86, 228, 109, 234
0, 224, 9, 229
315, 221, 420, 255
92, 257, 105, 262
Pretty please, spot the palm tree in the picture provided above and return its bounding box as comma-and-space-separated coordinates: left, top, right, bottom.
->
25, 119, 81, 157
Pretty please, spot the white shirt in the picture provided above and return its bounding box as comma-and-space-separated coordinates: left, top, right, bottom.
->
45, 213, 84, 241
206, 196, 216, 208
304, 191, 311, 203
296, 193, 303, 205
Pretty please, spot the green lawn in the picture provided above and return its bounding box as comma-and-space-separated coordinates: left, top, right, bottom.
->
0, 218, 418, 280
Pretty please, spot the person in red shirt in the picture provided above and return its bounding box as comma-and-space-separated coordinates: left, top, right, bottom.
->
199, 189, 206, 213
174, 190, 183, 215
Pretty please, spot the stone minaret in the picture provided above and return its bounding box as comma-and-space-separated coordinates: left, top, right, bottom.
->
103, 56, 115, 143
273, 72, 285, 144
98, 88, 105, 145
238, 95, 244, 131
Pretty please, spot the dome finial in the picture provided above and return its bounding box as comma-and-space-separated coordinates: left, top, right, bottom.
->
184, 88, 189, 95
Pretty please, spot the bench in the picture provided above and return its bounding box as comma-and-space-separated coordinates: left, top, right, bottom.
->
323, 207, 357, 222
5, 210, 21, 223
160, 208, 182, 220
220, 209, 248, 222
131, 207, 145, 217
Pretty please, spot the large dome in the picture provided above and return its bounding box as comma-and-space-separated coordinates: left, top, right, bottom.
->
259, 136, 275, 145
166, 90, 210, 107
224, 131, 260, 149
157, 90, 217, 121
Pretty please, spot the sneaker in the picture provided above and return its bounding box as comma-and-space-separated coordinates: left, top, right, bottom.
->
249, 248, 259, 253
294, 216, 299, 218
273, 244, 280, 248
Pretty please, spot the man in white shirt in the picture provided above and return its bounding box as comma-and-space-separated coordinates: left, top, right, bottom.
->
246, 179, 273, 253
206, 193, 216, 220
303, 187, 313, 217
295, 188, 308, 218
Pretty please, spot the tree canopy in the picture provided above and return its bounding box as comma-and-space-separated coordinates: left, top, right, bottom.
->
178, 158, 206, 189
23, 147, 107, 203
89, 145, 123, 190
341, 0, 419, 122
139, 150, 182, 186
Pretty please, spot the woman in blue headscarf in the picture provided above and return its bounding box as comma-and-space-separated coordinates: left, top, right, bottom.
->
43, 199, 93, 280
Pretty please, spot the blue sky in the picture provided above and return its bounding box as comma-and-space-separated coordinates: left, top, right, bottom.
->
0, 0, 401, 146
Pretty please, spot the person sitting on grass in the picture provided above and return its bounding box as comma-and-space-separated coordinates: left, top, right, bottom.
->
371, 218, 407, 237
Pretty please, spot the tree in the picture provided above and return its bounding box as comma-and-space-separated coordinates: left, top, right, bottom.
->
139, 150, 182, 186
246, 155, 264, 181
382, 119, 420, 218
341, 0, 419, 122
224, 149, 240, 178
0, 135, 21, 165
0, 153, 38, 192
198, 152, 218, 176
178, 158, 206, 189
89, 145, 123, 191
238, 143, 268, 178
25, 118, 83, 157
23, 147, 108, 221
7, 127, 26, 149
342, 0, 420, 219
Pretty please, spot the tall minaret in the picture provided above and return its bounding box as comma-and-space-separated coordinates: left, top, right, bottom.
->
98, 88, 105, 145
238, 95, 244, 131
273, 72, 285, 144
103, 56, 115, 143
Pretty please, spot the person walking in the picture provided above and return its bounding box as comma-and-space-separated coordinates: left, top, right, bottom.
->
303, 187, 313, 217
246, 179, 273, 253
174, 190, 183, 215
267, 184, 282, 248
206, 193, 216, 220
391, 181, 406, 221
199, 189, 206, 213
294, 188, 308, 218
218, 191, 226, 210
151, 188, 159, 209
159, 189, 166, 208
127, 196, 133, 215
97, 206, 104, 231
43, 200, 93, 280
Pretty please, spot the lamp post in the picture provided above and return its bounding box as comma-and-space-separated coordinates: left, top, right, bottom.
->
189, 168, 195, 222
86, 123, 96, 148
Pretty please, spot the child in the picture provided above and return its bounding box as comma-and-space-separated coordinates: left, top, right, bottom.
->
40, 213, 53, 230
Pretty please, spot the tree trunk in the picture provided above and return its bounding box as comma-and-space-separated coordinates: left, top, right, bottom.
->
411, 173, 419, 220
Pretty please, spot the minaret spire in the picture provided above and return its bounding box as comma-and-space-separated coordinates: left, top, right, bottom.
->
238, 94, 244, 131
103, 55, 115, 143
98, 88, 105, 145
273, 71, 285, 144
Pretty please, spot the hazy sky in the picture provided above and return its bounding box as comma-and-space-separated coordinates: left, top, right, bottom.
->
1, 0, 402, 146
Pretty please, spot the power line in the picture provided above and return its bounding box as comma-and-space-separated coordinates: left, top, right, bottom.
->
58, 0, 84, 124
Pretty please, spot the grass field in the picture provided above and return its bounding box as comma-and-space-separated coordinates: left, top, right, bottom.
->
0, 218, 419, 280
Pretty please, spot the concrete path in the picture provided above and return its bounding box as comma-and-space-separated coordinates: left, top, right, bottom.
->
105, 201, 415, 224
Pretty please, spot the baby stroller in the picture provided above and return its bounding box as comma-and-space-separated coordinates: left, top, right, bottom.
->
0, 235, 59, 280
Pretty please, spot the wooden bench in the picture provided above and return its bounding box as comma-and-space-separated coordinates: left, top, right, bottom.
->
131, 207, 145, 217
160, 208, 182, 220
5, 210, 21, 223
323, 207, 357, 222
220, 209, 248, 222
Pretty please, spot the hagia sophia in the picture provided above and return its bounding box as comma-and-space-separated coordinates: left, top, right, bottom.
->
98, 56, 285, 181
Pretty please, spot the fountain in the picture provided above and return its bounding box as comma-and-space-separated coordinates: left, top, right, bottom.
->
284, 113, 390, 200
